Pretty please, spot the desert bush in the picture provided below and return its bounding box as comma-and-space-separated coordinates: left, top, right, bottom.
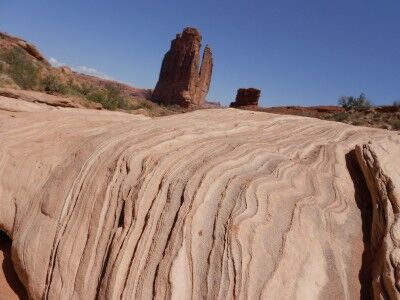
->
130, 101, 153, 110
332, 112, 349, 122
0, 47, 40, 89
41, 74, 67, 94
86, 84, 128, 110
390, 119, 400, 130
351, 119, 363, 126
75, 83, 92, 96
338, 93, 372, 110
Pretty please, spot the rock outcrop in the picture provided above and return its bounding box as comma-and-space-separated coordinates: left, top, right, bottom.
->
0, 32, 152, 102
356, 141, 400, 299
0, 32, 45, 62
16, 40, 45, 62
0, 88, 82, 108
152, 27, 213, 107
0, 94, 399, 299
230, 88, 261, 107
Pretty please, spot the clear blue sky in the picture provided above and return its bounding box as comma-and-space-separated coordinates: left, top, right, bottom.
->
1, 0, 399, 106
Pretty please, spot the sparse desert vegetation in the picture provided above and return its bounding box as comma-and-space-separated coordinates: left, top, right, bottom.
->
1, 32, 399, 131
0, 46, 138, 111
0, 46, 40, 90
338, 93, 372, 110
0, 35, 179, 116
321, 94, 400, 130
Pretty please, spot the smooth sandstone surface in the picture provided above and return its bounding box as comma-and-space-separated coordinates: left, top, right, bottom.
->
0, 95, 399, 299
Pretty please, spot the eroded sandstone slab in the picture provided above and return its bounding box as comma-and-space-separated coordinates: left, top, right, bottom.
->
0, 95, 399, 299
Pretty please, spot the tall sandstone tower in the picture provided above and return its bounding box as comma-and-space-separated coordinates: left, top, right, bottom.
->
152, 27, 213, 107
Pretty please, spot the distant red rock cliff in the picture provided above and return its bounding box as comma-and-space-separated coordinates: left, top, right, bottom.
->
230, 88, 261, 107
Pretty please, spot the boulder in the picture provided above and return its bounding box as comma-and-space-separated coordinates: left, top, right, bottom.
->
230, 88, 261, 107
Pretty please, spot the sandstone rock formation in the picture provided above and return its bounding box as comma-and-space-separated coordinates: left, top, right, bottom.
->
0, 87, 82, 108
16, 40, 45, 61
152, 27, 213, 107
230, 88, 261, 107
0, 32, 45, 62
356, 141, 400, 299
0, 94, 399, 299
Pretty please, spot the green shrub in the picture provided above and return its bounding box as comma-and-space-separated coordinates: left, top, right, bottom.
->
130, 101, 153, 110
338, 93, 372, 110
41, 74, 67, 94
76, 83, 92, 96
1, 47, 40, 89
390, 119, 400, 130
86, 84, 128, 110
351, 120, 363, 126
333, 112, 349, 122
87, 90, 106, 104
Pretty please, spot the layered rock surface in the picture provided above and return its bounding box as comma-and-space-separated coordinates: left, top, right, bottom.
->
0, 95, 399, 299
152, 28, 213, 107
356, 140, 400, 299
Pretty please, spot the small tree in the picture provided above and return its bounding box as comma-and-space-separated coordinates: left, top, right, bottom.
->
338, 93, 372, 110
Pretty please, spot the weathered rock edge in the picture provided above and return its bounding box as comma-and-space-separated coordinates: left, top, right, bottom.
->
356, 141, 400, 300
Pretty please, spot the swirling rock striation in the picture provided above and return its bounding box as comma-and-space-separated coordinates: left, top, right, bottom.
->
0, 95, 399, 299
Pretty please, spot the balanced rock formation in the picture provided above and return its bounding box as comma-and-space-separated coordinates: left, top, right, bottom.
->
1, 94, 400, 299
152, 27, 213, 107
230, 88, 261, 107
